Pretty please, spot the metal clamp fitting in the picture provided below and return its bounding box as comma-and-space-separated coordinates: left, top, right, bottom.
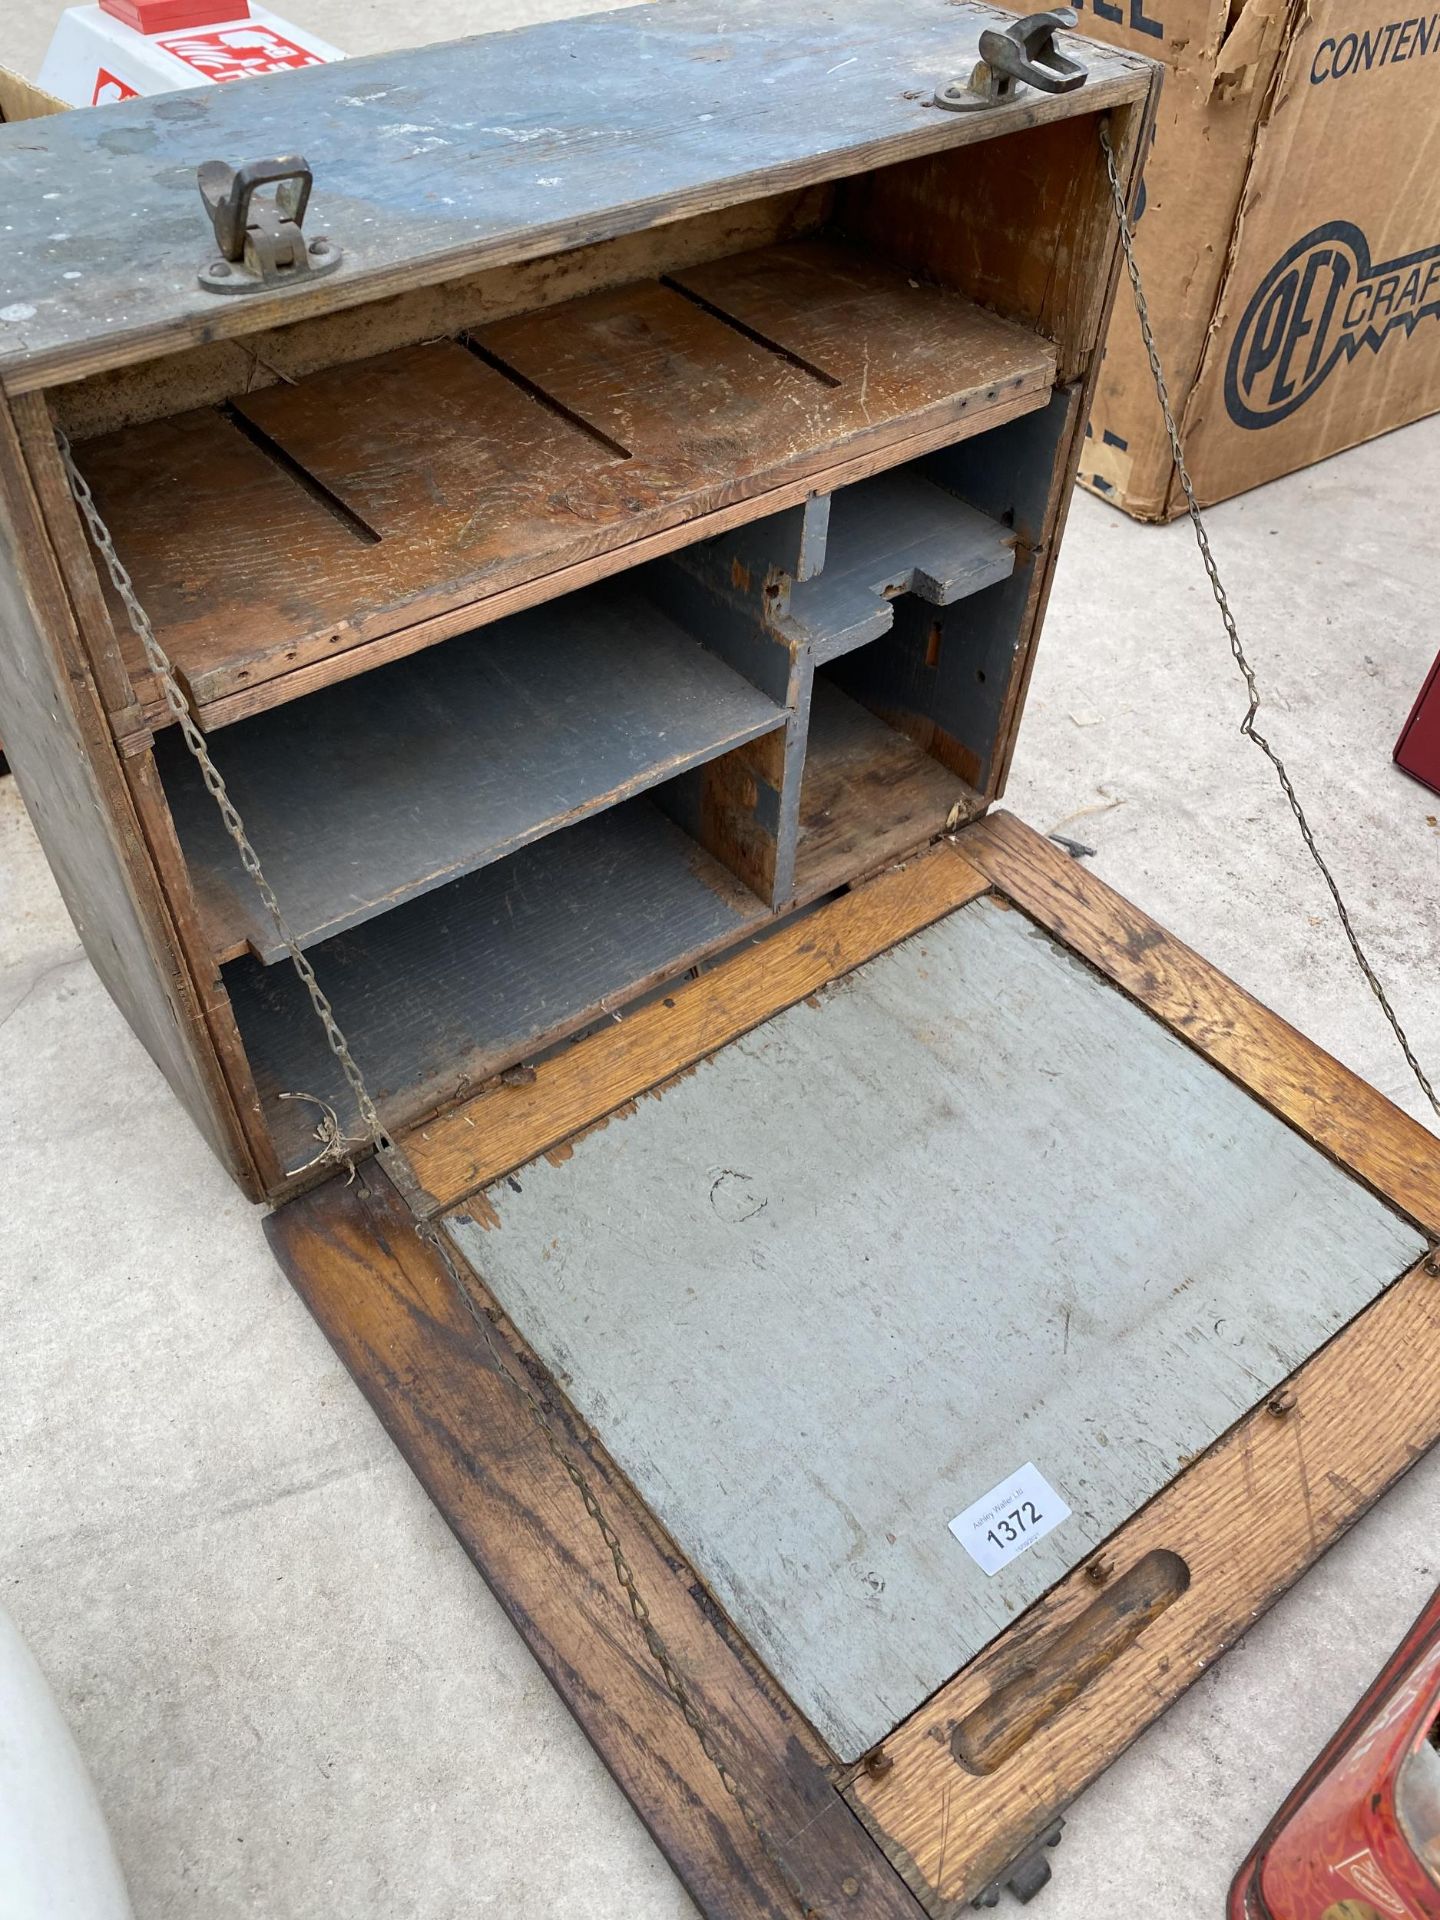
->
196, 155, 342, 294
934, 9, 1087, 112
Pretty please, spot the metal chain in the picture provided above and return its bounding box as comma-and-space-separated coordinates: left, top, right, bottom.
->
60, 426, 812, 1910
420, 1218, 820, 1918
1099, 120, 1440, 1122
56, 426, 394, 1161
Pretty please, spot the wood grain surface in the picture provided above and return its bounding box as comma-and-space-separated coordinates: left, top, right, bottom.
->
403, 839, 990, 1212
121, 745, 285, 1192
53, 188, 834, 444
226, 798, 772, 1175
794, 683, 977, 898
267, 1166, 928, 1920
960, 811, 1440, 1233
115, 385, 1048, 740
448, 892, 1420, 1759
0, 0, 1149, 394
839, 108, 1127, 385
847, 1250, 1440, 1912
785, 469, 1016, 661
77, 242, 1053, 725
0, 389, 259, 1189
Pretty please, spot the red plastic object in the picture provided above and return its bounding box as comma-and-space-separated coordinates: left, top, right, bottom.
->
100, 0, 249, 34
1396, 651, 1440, 798
1231, 1585, 1440, 1919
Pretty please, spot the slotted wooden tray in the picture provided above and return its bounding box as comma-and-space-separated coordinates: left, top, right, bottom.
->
75, 241, 1055, 732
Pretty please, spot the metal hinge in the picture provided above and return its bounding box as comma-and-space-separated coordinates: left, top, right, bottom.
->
935, 9, 1087, 112
196, 155, 342, 294
971, 1818, 1066, 1906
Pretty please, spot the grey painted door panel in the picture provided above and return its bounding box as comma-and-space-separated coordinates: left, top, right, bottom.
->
448, 895, 1422, 1758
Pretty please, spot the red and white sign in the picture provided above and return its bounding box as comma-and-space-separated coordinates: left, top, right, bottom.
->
91, 64, 139, 104
156, 23, 324, 80
39, 3, 342, 108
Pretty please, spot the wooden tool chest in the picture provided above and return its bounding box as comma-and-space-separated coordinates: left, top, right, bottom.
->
3, 8, 1439, 1914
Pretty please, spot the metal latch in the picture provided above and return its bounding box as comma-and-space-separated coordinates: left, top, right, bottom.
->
196, 156, 342, 295
934, 9, 1087, 111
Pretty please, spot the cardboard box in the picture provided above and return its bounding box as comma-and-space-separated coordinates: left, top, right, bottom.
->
0, 67, 69, 124
1008, 0, 1440, 517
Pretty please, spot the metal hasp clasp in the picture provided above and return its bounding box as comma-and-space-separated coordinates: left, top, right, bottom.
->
934, 9, 1087, 111
196, 156, 342, 295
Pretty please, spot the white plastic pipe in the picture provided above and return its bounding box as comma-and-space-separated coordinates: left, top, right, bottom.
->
0, 1604, 134, 1919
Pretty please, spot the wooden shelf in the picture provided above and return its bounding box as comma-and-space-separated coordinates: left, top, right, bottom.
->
794, 681, 979, 900
225, 798, 770, 1173
785, 469, 1018, 662
76, 240, 1056, 733
159, 579, 783, 964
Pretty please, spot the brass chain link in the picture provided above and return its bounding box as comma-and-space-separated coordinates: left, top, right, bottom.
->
1099, 119, 1440, 1122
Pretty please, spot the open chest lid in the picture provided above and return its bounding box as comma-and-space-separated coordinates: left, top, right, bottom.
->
425, 822, 1431, 1762
0, 0, 1152, 396
268, 813, 1440, 1915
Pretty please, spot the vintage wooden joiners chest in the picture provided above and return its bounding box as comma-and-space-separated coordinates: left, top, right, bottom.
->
3, 7, 1439, 1915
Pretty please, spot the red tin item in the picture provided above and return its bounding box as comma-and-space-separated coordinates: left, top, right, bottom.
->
100, 0, 250, 34
1396, 653, 1440, 798
1231, 1586, 1440, 1919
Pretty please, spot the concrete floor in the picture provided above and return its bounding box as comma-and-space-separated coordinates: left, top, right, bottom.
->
3, 4, 1440, 1913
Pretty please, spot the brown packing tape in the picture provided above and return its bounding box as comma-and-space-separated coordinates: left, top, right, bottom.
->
1079, 417, 1140, 504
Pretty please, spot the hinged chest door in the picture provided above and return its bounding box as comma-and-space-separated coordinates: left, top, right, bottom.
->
272, 818, 1440, 1918
444, 849, 1425, 1764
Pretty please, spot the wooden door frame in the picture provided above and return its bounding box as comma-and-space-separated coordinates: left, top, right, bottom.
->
267, 815, 1440, 1919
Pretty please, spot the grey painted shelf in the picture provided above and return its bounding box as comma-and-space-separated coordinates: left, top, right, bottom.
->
785, 468, 1018, 662
226, 797, 771, 1174
160, 579, 785, 963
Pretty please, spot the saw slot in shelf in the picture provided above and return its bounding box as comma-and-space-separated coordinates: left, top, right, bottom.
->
74, 239, 1057, 735
782, 468, 1019, 665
